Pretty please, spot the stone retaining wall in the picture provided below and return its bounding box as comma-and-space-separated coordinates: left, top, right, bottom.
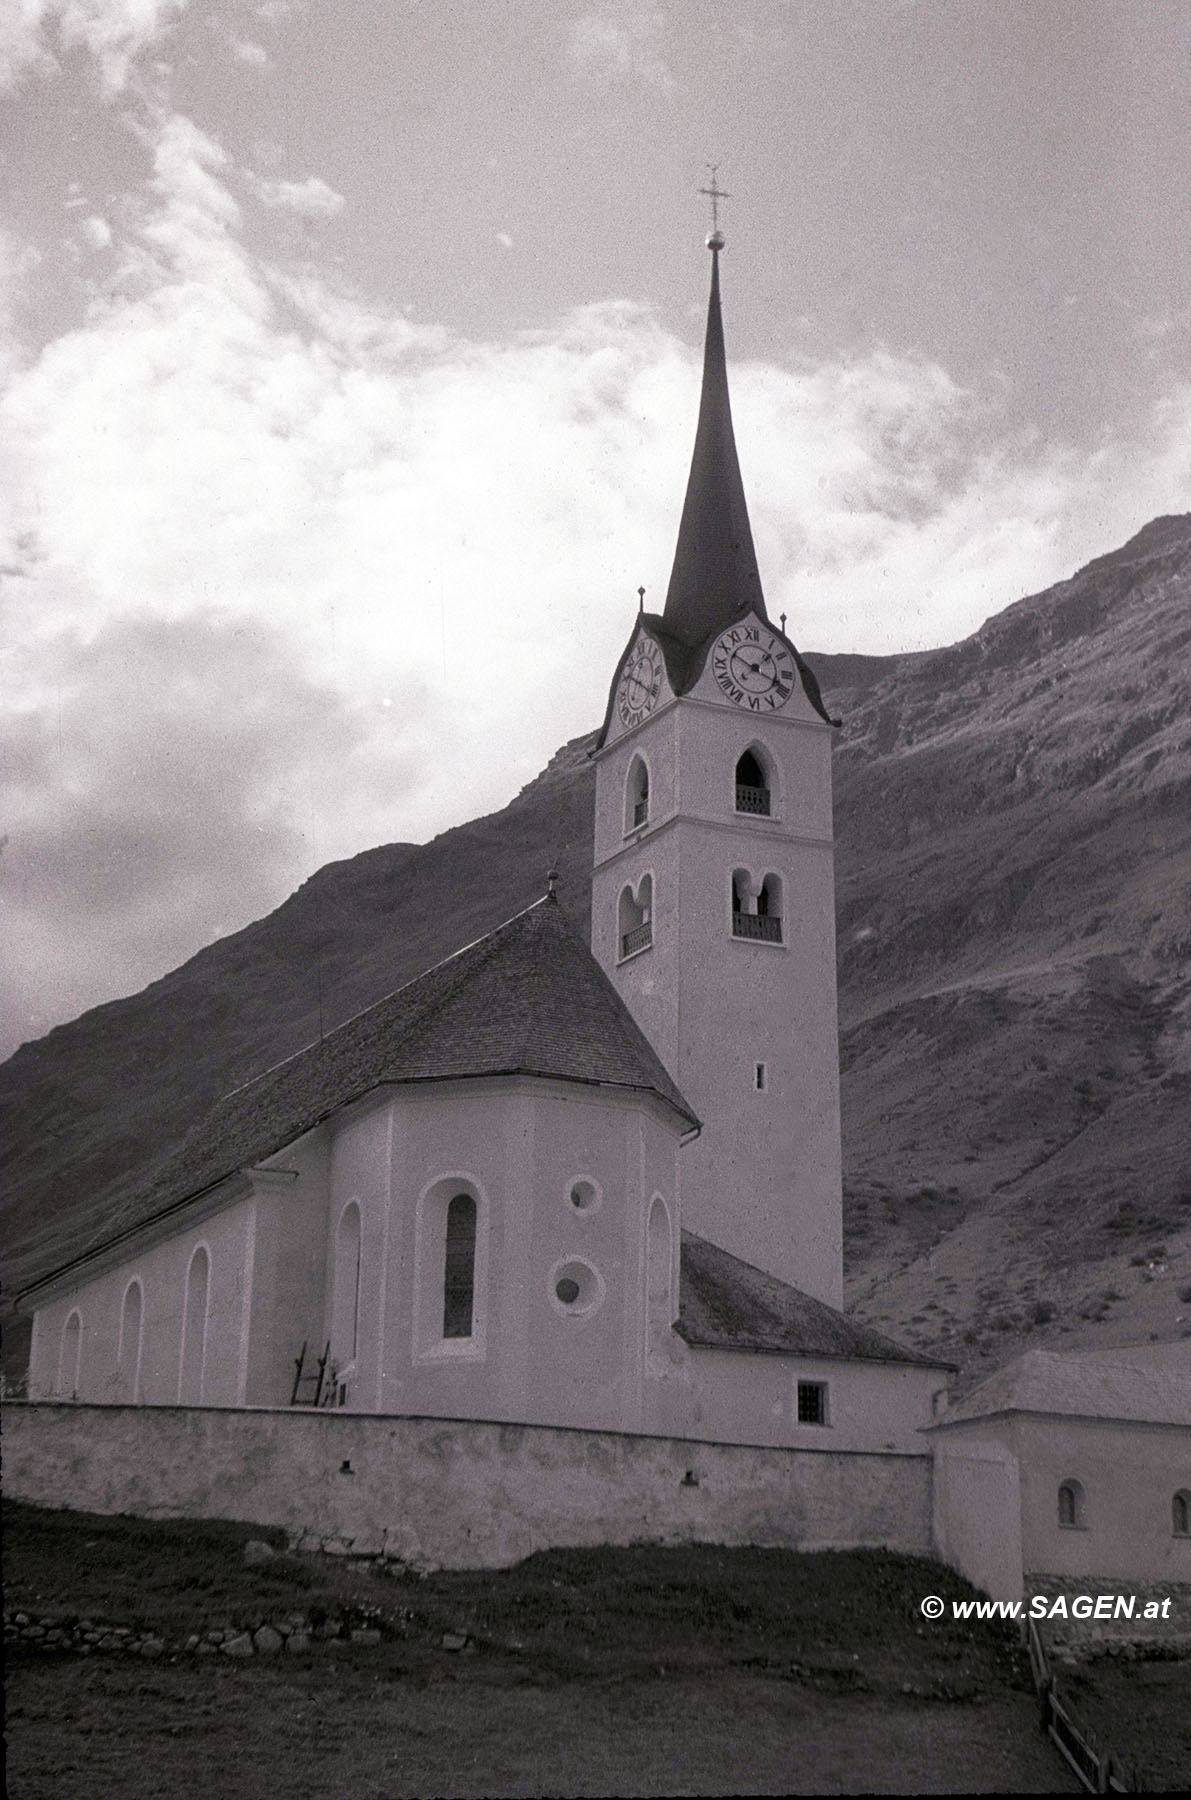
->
1, 1401, 933, 1566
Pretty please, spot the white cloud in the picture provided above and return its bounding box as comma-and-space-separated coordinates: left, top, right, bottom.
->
229, 32, 267, 66
2, 105, 1188, 1051
0, 1, 56, 89
568, 8, 674, 92
3, 1, 193, 95
248, 173, 346, 219
79, 213, 113, 248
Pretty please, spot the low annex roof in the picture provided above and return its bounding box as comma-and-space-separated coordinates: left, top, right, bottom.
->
677, 1231, 951, 1369
37, 898, 699, 1287
930, 1343, 1191, 1429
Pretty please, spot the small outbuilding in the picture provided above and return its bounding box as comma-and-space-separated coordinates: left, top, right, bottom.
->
930, 1342, 1191, 1601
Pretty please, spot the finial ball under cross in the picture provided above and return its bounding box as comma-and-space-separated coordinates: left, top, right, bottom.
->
699, 165, 730, 251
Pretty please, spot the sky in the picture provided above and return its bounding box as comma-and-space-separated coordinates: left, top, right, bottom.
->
2, 0, 1189, 1058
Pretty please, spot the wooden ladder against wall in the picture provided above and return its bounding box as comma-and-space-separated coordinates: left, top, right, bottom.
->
290, 1340, 331, 1407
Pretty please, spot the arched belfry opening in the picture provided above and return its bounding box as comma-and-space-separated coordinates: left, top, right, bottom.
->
735, 748, 771, 816
619, 874, 653, 959
626, 755, 650, 832
732, 869, 783, 942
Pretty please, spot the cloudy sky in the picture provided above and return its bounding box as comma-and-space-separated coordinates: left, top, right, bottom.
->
2, 0, 1189, 1058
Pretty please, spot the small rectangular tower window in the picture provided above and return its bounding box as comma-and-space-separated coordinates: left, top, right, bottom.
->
796, 1381, 829, 1426
754, 1062, 767, 1091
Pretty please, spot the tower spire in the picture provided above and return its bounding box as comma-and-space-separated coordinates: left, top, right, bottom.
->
661, 205, 767, 648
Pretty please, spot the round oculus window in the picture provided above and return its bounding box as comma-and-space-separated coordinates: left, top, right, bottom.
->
568, 1178, 601, 1214
550, 1258, 605, 1318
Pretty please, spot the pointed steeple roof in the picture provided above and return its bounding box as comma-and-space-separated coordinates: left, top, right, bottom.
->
661, 241, 767, 645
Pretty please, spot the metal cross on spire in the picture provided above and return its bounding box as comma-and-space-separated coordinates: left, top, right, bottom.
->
698, 165, 730, 249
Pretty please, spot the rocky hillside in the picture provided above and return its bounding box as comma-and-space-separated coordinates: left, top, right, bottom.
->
3, 516, 1189, 1383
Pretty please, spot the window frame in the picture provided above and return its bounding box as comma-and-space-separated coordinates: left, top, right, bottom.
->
795, 1379, 830, 1427
412, 1174, 489, 1363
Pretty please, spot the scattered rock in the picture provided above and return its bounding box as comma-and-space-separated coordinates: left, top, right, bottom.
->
441, 1631, 468, 1652
350, 1628, 382, 1646
140, 1638, 165, 1658
243, 1539, 276, 1566
285, 1633, 312, 1654
222, 1633, 254, 1658
253, 1625, 283, 1654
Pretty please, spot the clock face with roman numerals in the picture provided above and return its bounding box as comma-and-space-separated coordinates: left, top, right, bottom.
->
711, 624, 797, 712
616, 639, 664, 728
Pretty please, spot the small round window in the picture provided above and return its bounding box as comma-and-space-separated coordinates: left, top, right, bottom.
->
550, 1258, 605, 1318
568, 1178, 601, 1214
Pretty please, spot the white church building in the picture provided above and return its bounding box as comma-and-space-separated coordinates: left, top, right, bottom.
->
14, 232, 960, 1564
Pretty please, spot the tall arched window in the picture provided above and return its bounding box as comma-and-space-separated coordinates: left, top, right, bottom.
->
645, 1195, 672, 1363
735, 748, 771, 815
443, 1194, 477, 1339
59, 1310, 82, 1399
1057, 1478, 1086, 1529
179, 1245, 210, 1404
626, 755, 650, 831
618, 873, 653, 959
1174, 1490, 1190, 1537
331, 1202, 362, 1368
118, 1280, 144, 1404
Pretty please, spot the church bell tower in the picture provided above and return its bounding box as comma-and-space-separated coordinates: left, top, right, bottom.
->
591, 222, 844, 1307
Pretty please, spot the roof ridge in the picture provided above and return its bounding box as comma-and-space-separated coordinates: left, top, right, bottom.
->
221, 895, 552, 1100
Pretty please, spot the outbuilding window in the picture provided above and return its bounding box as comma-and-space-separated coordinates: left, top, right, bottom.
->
1174, 1490, 1190, 1537
1058, 1478, 1087, 1530
796, 1380, 829, 1426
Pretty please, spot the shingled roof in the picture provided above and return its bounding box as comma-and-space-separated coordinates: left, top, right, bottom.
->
929, 1343, 1191, 1429
677, 1231, 950, 1369
45, 897, 698, 1281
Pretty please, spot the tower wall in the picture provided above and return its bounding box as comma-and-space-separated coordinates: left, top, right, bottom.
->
592, 670, 843, 1305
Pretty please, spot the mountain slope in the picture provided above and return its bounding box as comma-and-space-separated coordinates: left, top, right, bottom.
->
3, 516, 1189, 1382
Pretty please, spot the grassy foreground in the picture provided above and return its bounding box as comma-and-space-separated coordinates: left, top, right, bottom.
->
4, 1500, 1081, 1797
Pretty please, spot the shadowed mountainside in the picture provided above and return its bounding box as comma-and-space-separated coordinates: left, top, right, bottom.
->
3, 515, 1190, 1382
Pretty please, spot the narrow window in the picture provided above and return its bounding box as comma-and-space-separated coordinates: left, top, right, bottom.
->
59, 1310, 82, 1399
735, 749, 771, 816
619, 874, 653, 959
118, 1280, 144, 1404
1173, 1491, 1190, 1537
179, 1245, 210, 1404
626, 756, 650, 832
1058, 1479, 1086, 1529
443, 1193, 477, 1339
755, 1062, 767, 1091
646, 1195, 673, 1357
796, 1380, 829, 1425
331, 1202, 361, 1367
